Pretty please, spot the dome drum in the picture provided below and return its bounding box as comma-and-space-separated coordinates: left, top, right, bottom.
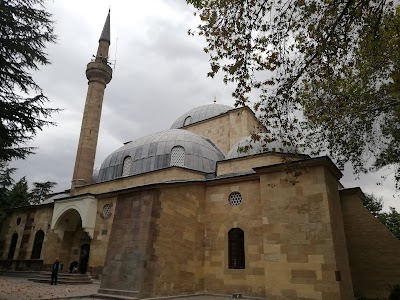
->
96, 129, 224, 182
170, 104, 232, 129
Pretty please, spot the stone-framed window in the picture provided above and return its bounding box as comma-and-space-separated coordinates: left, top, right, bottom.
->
228, 228, 245, 269
183, 116, 192, 126
31, 230, 45, 259
101, 204, 112, 220
170, 146, 185, 167
122, 156, 132, 177
8, 233, 18, 260
229, 192, 242, 206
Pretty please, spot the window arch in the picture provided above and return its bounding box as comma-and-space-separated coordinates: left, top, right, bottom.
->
31, 230, 45, 259
228, 228, 245, 269
183, 116, 192, 126
122, 156, 132, 177
8, 233, 18, 260
170, 146, 185, 167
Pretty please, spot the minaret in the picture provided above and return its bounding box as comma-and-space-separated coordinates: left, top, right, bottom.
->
71, 10, 112, 193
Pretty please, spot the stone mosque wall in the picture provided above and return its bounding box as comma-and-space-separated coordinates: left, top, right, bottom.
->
185, 107, 262, 155
341, 188, 400, 299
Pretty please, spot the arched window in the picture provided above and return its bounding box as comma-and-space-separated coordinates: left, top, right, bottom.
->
8, 233, 18, 260
122, 156, 132, 177
228, 228, 245, 269
183, 116, 192, 126
31, 230, 45, 259
170, 146, 185, 167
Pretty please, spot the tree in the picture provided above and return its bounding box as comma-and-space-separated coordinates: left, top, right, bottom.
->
0, 0, 57, 162
379, 207, 400, 239
7, 177, 30, 208
0, 163, 57, 223
362, 193, 383, 217
0, 162, 15, 222
29, 181, 56, 205
187, 0, 400, 188
363, 193, 400, 239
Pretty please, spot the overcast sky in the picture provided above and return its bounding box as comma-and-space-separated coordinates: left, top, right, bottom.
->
10, 0, 399, 210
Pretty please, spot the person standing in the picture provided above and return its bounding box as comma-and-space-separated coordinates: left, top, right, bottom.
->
51, 258, 61, 285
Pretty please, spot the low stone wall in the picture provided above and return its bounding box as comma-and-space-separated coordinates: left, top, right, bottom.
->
0, 259, 43, 271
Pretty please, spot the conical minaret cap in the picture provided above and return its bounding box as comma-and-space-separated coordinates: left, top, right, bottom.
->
99, 9, 110, 44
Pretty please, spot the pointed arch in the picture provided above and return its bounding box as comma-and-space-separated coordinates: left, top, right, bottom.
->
31, 230, 45, 259
228, 228, 245, 269
8, 233, 18, 260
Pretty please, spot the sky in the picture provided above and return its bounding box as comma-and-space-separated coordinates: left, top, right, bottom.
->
10, 0, 400, 210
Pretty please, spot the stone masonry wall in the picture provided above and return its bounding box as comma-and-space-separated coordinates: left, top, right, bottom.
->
340, 188, 400, 299
146, 185, 204, 297
88, 196, 117, 278
0, 206, 61, 270
202, 179, 265, 297
259, 165, 353, 299
100, 190, 159, 297
186, 108, 260, 155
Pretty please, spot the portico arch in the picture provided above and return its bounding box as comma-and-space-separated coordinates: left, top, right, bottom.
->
51, 195, 97, 240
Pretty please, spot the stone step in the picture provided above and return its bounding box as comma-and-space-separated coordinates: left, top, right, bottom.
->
91, 293, 139, 300
28, 278, 94, 284
28, 271, 94, 284
34, 273, 92, 279
96, 288, 139, 299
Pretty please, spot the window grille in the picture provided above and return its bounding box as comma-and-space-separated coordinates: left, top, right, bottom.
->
229, 192, 242, 206
170, 146, 185, 167
228, 228, 245, 269
102, 204, 112, 219
122, 156, 132, 177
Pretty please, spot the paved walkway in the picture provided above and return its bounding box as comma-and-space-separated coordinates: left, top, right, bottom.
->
0, 276, 99, 300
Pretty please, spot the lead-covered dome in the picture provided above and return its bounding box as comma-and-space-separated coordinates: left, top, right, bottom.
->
170, 104, 233, 129
96, 129, 224, 182
226, 135, 297, 159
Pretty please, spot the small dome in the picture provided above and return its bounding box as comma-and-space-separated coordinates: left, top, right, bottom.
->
171, 104, 233, 129
226, 135, 297, 159
96, 129, 224, 182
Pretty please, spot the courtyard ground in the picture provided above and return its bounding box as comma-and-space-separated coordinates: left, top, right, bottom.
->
0, 276, 98, 300
0, 276, 233, 300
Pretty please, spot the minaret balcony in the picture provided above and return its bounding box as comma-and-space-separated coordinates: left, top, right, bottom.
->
86, 61, 112, 84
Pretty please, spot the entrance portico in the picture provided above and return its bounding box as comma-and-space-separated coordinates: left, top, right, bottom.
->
50, 195, 97, 272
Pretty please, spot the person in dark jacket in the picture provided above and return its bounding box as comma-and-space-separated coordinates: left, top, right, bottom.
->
69, 260, 78, 273
51, 258, 61, 285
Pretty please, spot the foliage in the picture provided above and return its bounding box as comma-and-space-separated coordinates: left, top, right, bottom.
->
0, 0, 58, 162
7, 177, 30, 208
363, 193, 400, 239
0, 163, 57, 223
187, 0, 400, 188
362, 194, 383, 217
379, 207, 400, 239
0, 162, 15, 221
29, 181, 57, 205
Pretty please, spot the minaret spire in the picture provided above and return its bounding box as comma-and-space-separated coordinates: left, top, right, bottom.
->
71, 11, 113, 193
99, 9, 110, 44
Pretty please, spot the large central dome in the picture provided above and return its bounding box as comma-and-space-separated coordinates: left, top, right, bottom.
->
96, 129, 224, 182
170, 104, 232, 129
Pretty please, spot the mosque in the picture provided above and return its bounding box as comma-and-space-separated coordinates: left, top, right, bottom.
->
1, 11, 400, 300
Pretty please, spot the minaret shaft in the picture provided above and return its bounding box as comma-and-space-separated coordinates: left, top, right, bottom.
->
71, 12, 112, 193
